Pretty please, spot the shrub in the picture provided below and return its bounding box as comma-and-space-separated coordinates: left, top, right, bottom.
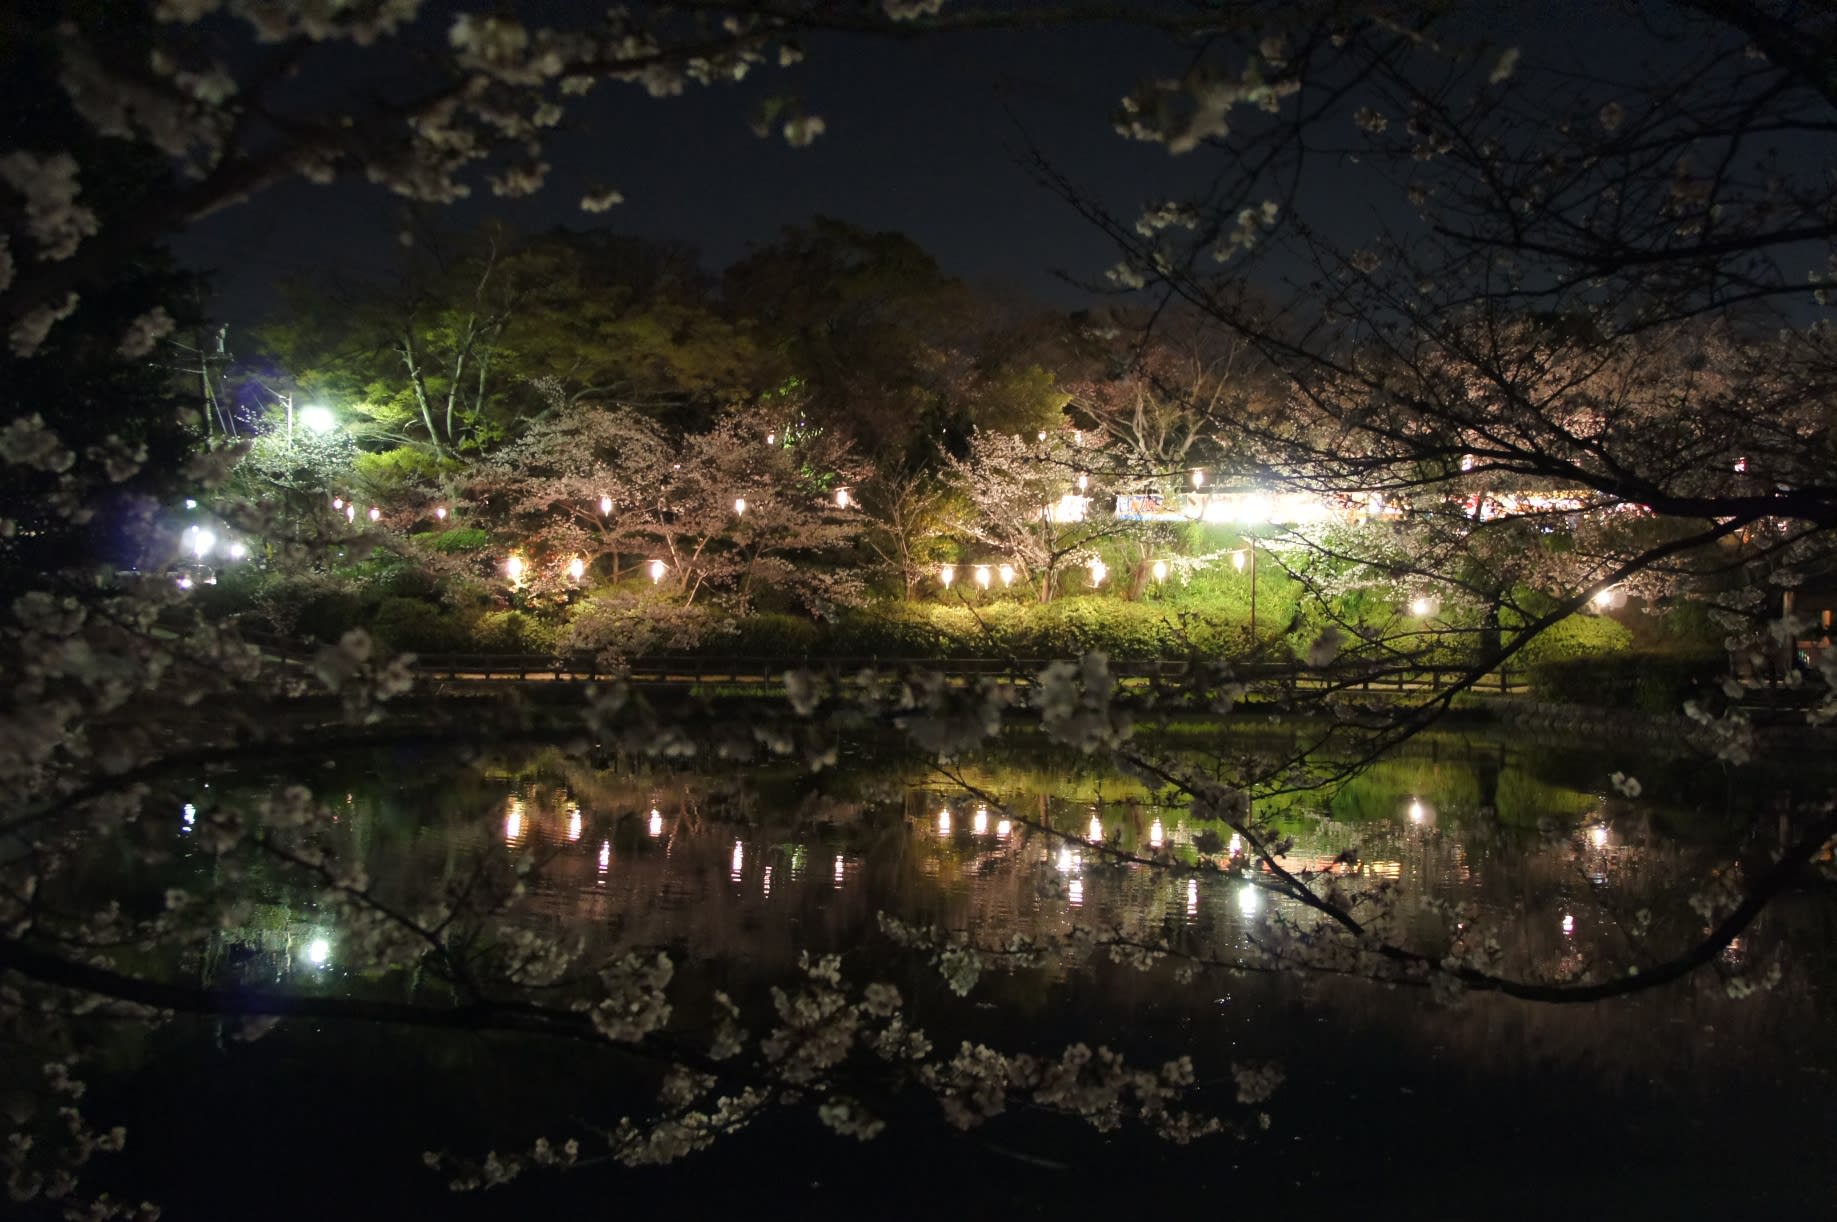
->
420, 527, 492, 555
369, 597, 471, 653
472, 610, 561, 654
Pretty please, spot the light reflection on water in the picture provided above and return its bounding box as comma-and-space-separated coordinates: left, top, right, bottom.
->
190, 742, 1837, 1089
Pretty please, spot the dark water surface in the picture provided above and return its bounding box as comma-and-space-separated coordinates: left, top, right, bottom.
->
91, 726, 1837, 1219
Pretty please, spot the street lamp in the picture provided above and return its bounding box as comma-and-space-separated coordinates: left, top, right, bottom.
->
299, 404, 336, 434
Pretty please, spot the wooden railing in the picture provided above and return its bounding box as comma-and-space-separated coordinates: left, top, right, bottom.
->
405, 652, 1524, 694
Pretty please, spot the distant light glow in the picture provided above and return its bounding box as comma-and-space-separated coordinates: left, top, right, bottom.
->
182, 802, 196, 827
598, 840, 611, 875
435, 506, 447, 520
762, 865, 773, 897
1068, 878, 1084, 907
1590, 825, 1609, 848
1151, 559, 1168, 583
1056, 846, 1077, 874
1237, 884, 1261, 917
834, 855, 846, 887
228, 541, 248, 560
734, 496, 747, 515
730, 840, 744, 881
998, 563, 1015, 587
367, 506, 381, 522
973, 807, 989, 835
332, 498, 343, 510
834, 487, 850, 509
1409, 595, 1438, 617
504, 801, 524, 843
567, 807, 582, 841
345, 504, 356, 522
974, 565, 991, 589
1408, 799, 1426, 824
190, 528, 215, 560
184, 498, 198, 509
1186, 878, 1200, 920
304, 937, 331, 967
1076, 473, 1089, 492
506, 555, 525, 583
1149, 818, 1164, 849
1561, 913, 1575, 936
996, 818, 1011, 839
1232, 549, 1247, 572
937, 809, 952, 836
649, 808, 663, 838
567, 556, 586, 581
599, 495, 613, 516
1228, 833, 1243, 855
1087, 814, 1103, 843
299, 404, 336, 433
938, 564, 955, 589
1190, 469, 1206, 489
648, 558, 666, 584
1086, 557, 1107, 586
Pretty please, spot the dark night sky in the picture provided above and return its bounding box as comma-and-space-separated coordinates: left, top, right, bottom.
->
171, 2, 1619, 326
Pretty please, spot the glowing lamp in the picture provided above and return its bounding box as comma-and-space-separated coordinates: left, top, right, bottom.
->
599, 495, 612, 516
974, 565, 992, 590
734, 496, 747, 515
648, 558, 666, 584
567, 556, 586, 581
834, 487, 850, 509
938, 564, 955, 589
998, 563, 1015, 587
1152, 559, 1168, 583
506, 555, 525, 583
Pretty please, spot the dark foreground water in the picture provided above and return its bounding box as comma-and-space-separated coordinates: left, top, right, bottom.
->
83, 725, 1837, 1219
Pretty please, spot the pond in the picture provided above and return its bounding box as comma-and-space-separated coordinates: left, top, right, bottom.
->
67, 725, 1837, 1218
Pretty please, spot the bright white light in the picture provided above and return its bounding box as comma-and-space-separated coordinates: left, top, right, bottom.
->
182, 802, 196, 826
191, 528, 215, 560
1149, 819, 1164, 849
1237, 884, 1261, 917
996, 818, 1012, 838
1186, 878, 1199, 919
1076, 473, 1089, 492
834, 855, 845, 886
1056, 845, 1077, 874
1087, 558, 1107, 586
938, 565, 955, 589
974, 565, 991, 589
567, 556, 586, 581
227, 541, 248, 560
367, 506, 381, 522
734, 496, 747, 515
332, 498, 343, 510
1590, 825, 1609, 848
998, 563, 1015, 587
1228, 833, 1243, 855
973, 807, 989, 835
649, 808, 663, 838
599, 495, 613, 516
1068, 878, 1084, 907
175, 576, 193, 589
1409, 596, 1437, 617
304, 937, 331, 967
184, 498, 198, 509
765, 432, 776, 446
1239, 494, 1271, 524
937, 809, 952, 836
1190, 469, 1206, 489
345, 505, 356, 522
730, 840, 744, 881
1087, 814, 1104, 843
1561, 913, 1575, 936
299, 404, 336, 434
567, 808, 582, 842
435, 506, 447, 520
1408, 799, 1425, 824
762, 865, 773, 897
598, 840, 611, 874
1232, 549, 1247, 572
835, 487, 850, 509
649, 558, 666, 584
506, 555, 525, 583
504, 804, 523, 843
1152, 559, 1168, 583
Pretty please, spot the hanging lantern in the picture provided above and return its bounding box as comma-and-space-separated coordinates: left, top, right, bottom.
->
648, 558, 666, 584
834, 487, 851, 509
1087, 557, 1107, 586
998, 563, 1015, 587
506, 555, 525, 583
734, 496, 747, 516
599, 495, 612, 516
1152, 559, 1168, 583
567, 556, 586, 581
368, 506, 381, 522
938, 564, 955, 589
435, 506, 447, 521
974, 565, 992, 589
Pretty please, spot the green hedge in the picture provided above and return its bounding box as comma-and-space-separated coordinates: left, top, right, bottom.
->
1525, 652, 1724, 714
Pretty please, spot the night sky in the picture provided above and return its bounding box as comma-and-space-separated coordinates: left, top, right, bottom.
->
172, 2, 1613, 326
